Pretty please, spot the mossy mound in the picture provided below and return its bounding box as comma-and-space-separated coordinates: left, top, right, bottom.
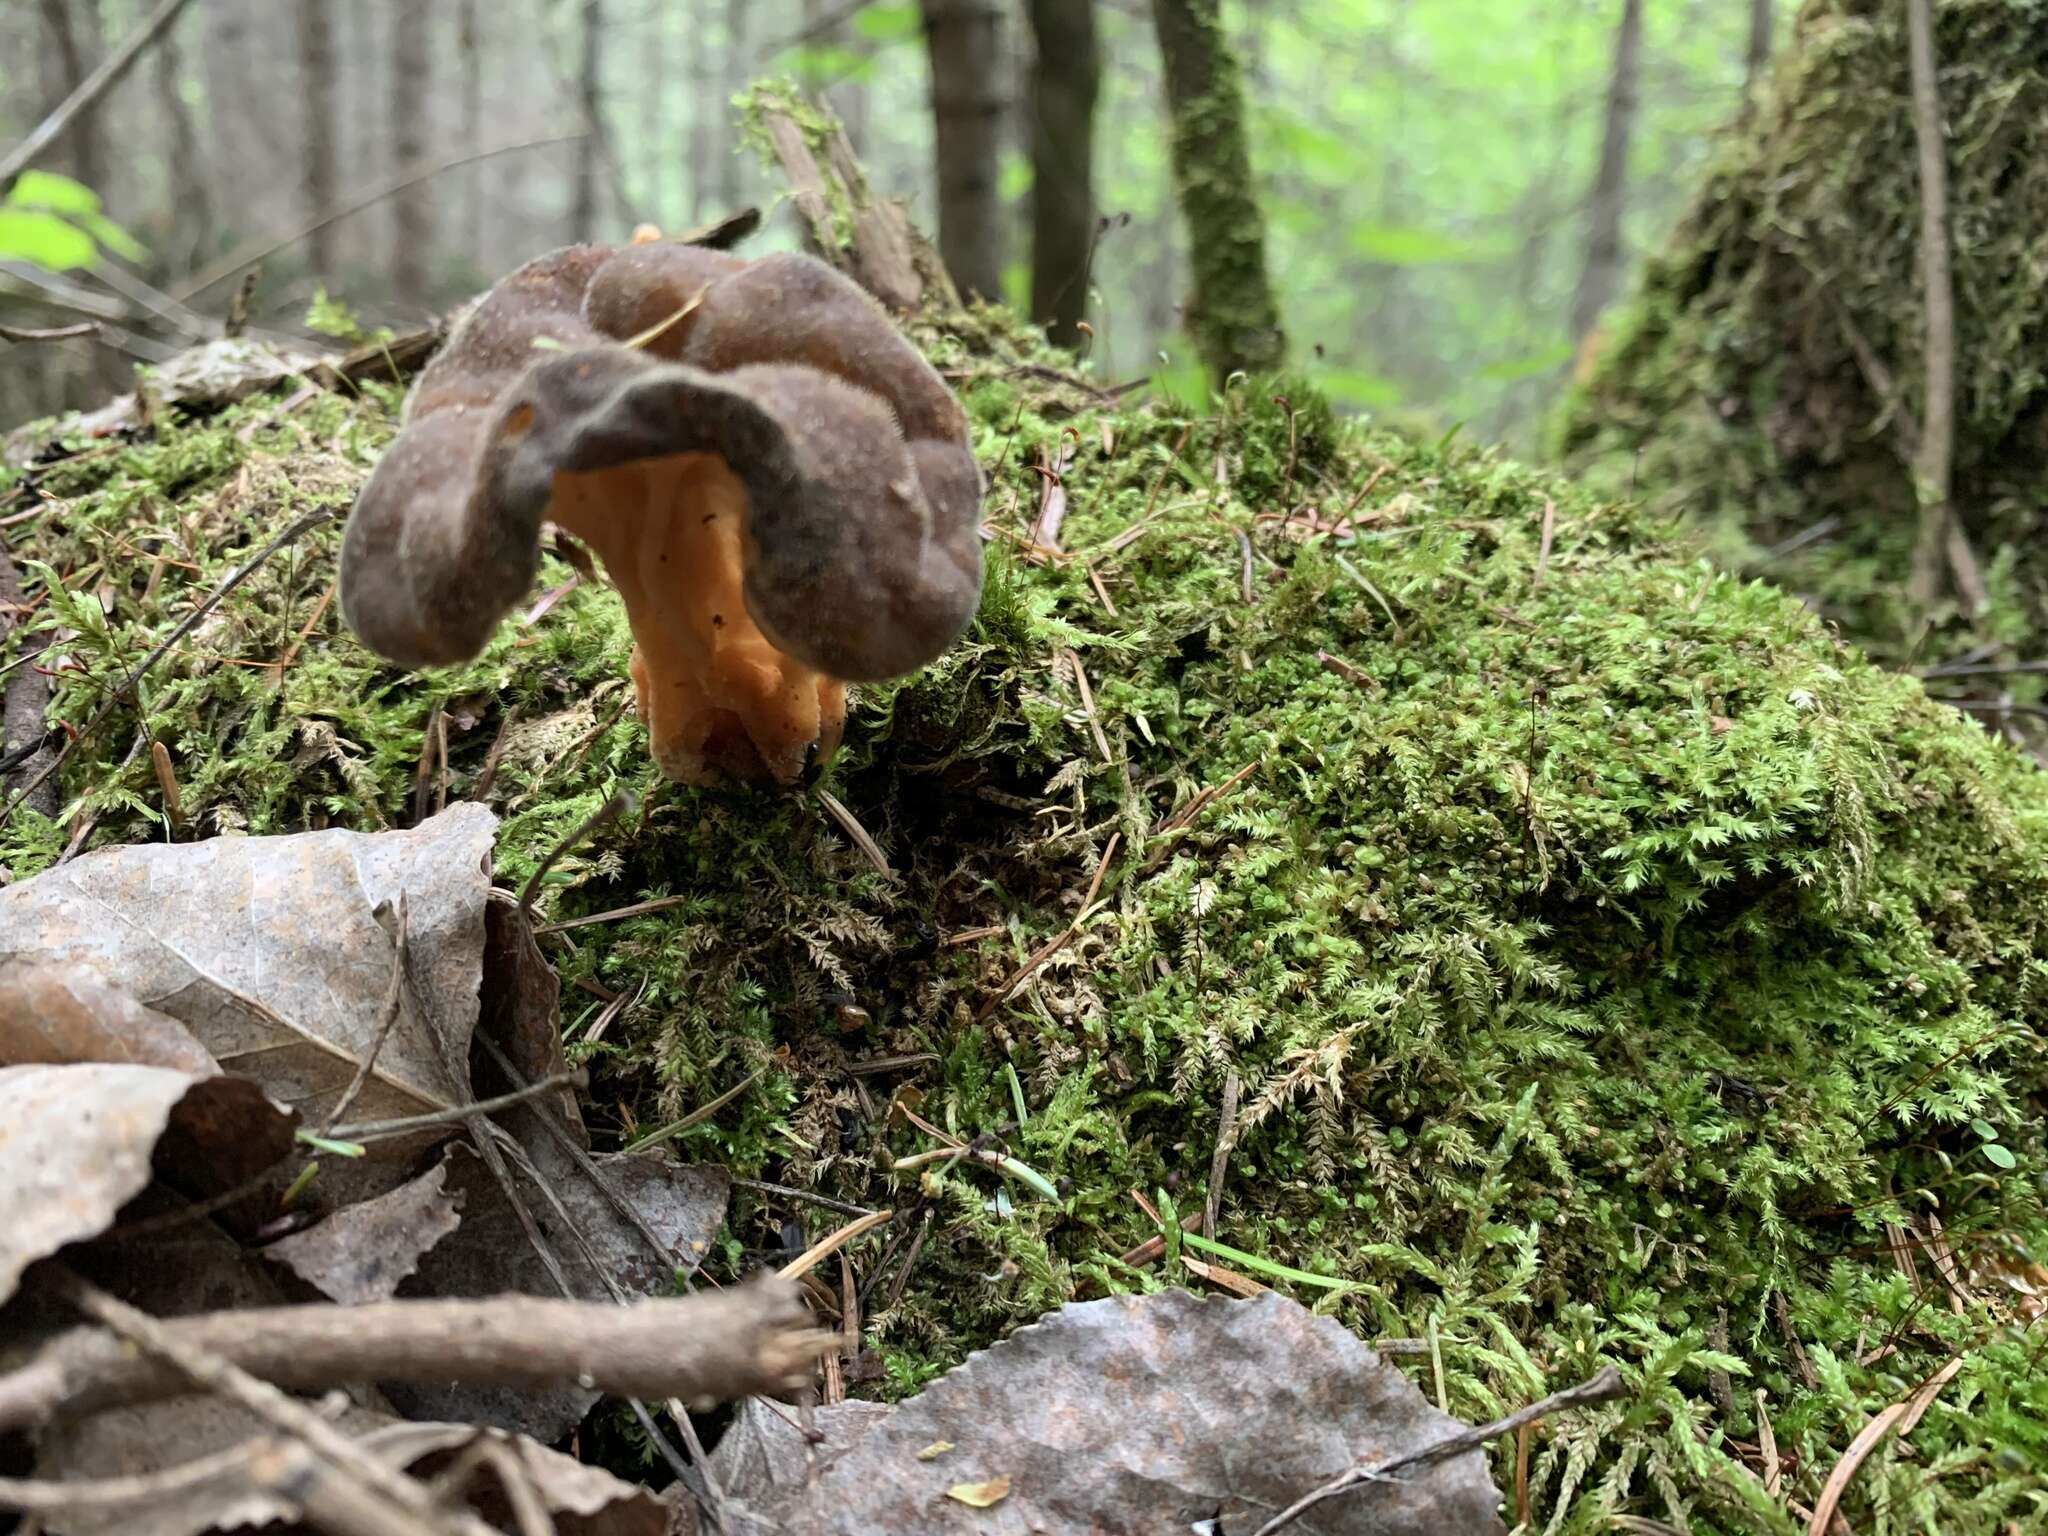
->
4, 307, 2046, 1532
1555, 0, 2048, 680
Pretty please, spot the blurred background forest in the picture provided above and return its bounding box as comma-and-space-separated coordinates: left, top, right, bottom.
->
0, 0, 1783, 442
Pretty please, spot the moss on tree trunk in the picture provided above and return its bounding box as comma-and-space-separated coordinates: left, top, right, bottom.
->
1150, 0, 1285, 383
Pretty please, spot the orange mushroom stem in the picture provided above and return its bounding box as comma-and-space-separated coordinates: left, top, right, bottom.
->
338, 241, 984, 787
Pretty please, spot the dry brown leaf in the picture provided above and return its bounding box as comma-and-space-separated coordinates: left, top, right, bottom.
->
357, 1420, 670, 1535
946, 1475, 1012, 1508
0, 960, 219, 1074
0, 804, 497, 1140
714, 1287, 1504, 1535
0, 1063, 294, 1306
261, 1159, 465, 1304
380, 1139, 730, 1439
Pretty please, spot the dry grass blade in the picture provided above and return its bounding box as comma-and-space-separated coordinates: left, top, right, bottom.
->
818, 789, 894, 878
1805, 1356, 1963, 1535
974, 834, 1119, 1023
779, 1209, 893, 1282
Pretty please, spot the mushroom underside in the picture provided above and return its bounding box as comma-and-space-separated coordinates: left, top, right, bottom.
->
549, 452, 848, 787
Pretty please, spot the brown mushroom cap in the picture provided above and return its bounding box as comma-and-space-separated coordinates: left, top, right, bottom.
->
337, 242, 985, 786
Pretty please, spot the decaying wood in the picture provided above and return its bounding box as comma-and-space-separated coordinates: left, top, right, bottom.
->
0, 1278, 835, 1431
754, 95, 958, 315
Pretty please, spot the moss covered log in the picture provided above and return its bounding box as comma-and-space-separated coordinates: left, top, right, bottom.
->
3, 285, 2046, 1530
1555, 0, 2048, 680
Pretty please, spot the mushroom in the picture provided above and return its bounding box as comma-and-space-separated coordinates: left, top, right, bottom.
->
337, 239, 985, 786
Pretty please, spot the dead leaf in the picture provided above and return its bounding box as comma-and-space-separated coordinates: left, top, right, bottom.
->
356, 1420, 669, 1536
477, 890, 583, 1146
0, 1064, 294, 1307
730, 1287, 1505, 1535
0, 960, 219, 1074
916, 1441, 955, 1461
0, 803, 497, 1141
261, 1159, 464, 1304
380, 1139, 730, 1438
946, 1475, 1012, 1508
667, 1398, 891, 1536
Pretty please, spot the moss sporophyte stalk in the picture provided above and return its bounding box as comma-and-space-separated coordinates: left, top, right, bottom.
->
4, 291, 2045, 1529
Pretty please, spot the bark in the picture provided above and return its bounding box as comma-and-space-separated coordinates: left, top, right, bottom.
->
1569, 0, 1643, 344
35, 0, 107, 196
390, 0, 433, 305
1905, 0, 1966, 609
1744, 0, 1774, 96
572, 0, 603, 239
296, 0, 338, 276
1026, 0, 1101, 350
1149, 0, 1286, 381
919, 0, 1007, 303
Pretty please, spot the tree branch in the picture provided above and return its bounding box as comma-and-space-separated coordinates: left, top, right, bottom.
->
0, 1278, 835, 1432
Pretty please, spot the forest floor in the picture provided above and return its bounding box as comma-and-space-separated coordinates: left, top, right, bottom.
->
3, 285, 2047, 1534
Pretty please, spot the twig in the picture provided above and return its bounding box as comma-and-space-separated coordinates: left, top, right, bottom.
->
0, 321, 97, 344
0, 1438, 266, 1514
323, 896, 409, 1132
1205, 1069, 1240, 1237
778, 1209, 894, 1282
732, 1177, 882, 1221
1, 504, 340, 832
468, 702, 520, 802
1, 1279, 834, 1432
536, 893, 691, 935
173, 133, 586, 301
974, 834, 1119, 1022
1250, 1366, 1628, 1536
517, 789, 635, 919
325, 1069, 587, 1144
0, 0, 200, 198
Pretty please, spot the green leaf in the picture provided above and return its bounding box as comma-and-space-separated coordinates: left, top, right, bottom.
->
1345, 223, 1503, 267
0, 208, 96, 272
851, 2, 919, 42
1479, 342, 1576, 382
1970, 1117, 1998, 1141
7, 169, 101, 215
1982, 1142, 2017, 1169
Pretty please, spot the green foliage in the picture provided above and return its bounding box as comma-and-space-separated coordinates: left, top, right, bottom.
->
1555, 0, 2048, 675
0, 170, 145, 273
4, 296, 2046, 1532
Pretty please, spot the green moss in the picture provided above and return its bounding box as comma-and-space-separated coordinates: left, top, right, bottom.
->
1555, 0, 2048, 686
4, 306, 2047, 1532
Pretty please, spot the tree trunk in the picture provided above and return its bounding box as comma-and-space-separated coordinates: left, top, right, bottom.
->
572, 0, 603, 239
149, 1, 209, 262
459, 0, 482, 258
1025, 0, 1100, 350
1744, 0, 1774, 96
296, 0, 338, 276
918, 0, 1007, 303
1569, 0, 1643, 344
1905, 0, 1967, 609
36, 0, 107, 195
1149, 0, 1286, 382
717, 0, 749, 214
391, 0, 432, 305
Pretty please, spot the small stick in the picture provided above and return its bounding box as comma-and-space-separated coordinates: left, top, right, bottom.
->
1249, 1367, 1628, 1536
410, 703, 443, 826
1086, 563, 1119, 616
2, 1277, 835, 1432
732, 1177, 882, 1221
326, 1069, 587, 1144
537, 894, 691, 935
0, 321, 97, 344
973, 834, 1119, 1022
469, 702, 521, 802
1205, 1069, 1239, 1237
1065, 651, 1113, 762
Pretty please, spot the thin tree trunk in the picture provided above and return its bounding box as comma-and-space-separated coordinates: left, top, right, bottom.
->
1569, 0, 1643, 344
572, 0, 603, 239
918, 0, 1007, 303
149, 1, 208, 261
36, 0, 107, 195
297, 0, 338, 276
1904, 0, 1970, 610
1744, 0, 1774, 96
717, 0, 749, 214
1025, 0, 1100, 350
1149, 0, 1285, 381
460, 0, 482, 258
391, 0, 432, 304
